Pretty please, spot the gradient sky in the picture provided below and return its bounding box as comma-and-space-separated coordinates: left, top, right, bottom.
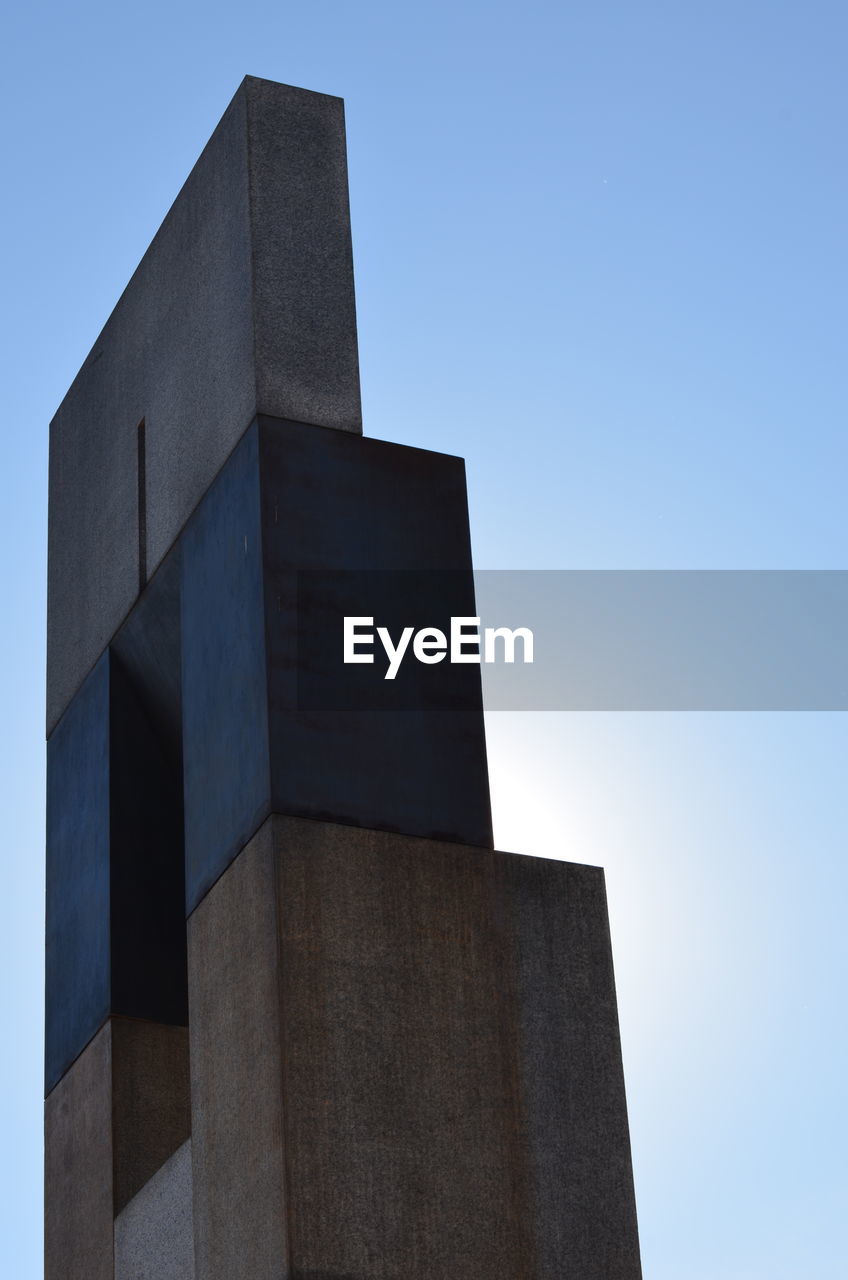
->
2, 2, 847, 1275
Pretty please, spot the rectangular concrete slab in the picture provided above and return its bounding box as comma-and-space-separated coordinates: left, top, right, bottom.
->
497, 852, 643, 1278
110, 1020, 192, 1213
45, 1021, 113, 1280
47, 76, 361, 733
114, 1139, 195, 1280
187, 815, 641, 1278
181, 417, 491, 912
187, 822, 288, 1280
45, 1019, 191, 1279
247, 78, 361, 433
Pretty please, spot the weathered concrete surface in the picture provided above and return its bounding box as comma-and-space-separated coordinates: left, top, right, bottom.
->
45, 1019, 191, 1280
114, 1139, 195, 1280
47, 76, 361, 734
247, 78, 360, 434
497, 851, 643, 1279
187, 822, 288, 1279
45, 1022, 113, 1280
110, 1019, 191, 1213
187, 815, 641, 1278
181, 417, 492, 912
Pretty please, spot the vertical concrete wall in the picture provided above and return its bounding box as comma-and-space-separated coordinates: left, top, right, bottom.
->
498, 852, 643, 1278
187, 816, 642, 1279
44, 1020, 190, 1280
186, 824, 289, 1279
44, 1025, 113, 1280
114, 1141, 195, 1280
46, 77, 365, 1280
47, 77, 361, 734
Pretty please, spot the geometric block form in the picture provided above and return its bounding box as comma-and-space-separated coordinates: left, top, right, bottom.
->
187, 833, 289, 1279
110, 1020, 192, 1213
45, 652, 187, 1092
45, 1019, 191, 1280
187, 815, 641, 1278
181, 417, 492, 912
47, 76, 361, 733
44, 1023, 112, 1280
114, 1140, 195, 1280
500, 852, 643, 1278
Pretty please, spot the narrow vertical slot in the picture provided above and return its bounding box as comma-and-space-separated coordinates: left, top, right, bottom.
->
137, 419, 147, 591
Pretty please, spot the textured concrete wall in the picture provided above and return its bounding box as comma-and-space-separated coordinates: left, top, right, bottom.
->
45, 1019, 191, 1280
47, 77, 361, 734
187, 815, 641, 1279
498, 851, 643, 1278
187, 824, 289, 1278
110, 1020, 191, 1213
45, 1023, 113, 1280
114, 1140, 195, 1280
247, 79, 360, 432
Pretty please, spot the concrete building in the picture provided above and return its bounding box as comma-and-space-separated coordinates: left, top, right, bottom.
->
45, 76, 642, 1279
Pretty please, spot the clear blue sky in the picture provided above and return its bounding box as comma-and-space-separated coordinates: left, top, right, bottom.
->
2, 2, 846, 1275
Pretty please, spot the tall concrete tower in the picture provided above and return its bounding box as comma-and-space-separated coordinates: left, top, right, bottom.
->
45, 77, 642, 1279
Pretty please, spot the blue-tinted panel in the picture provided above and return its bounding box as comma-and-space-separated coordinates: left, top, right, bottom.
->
181, 423, 270, 912
45, 655, 111, 1092
258, 418, 492, 848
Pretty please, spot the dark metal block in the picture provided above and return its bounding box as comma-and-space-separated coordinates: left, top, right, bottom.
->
181, 417, 492, 912
47, 76, 361, 734
45, 651, 187, 1093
